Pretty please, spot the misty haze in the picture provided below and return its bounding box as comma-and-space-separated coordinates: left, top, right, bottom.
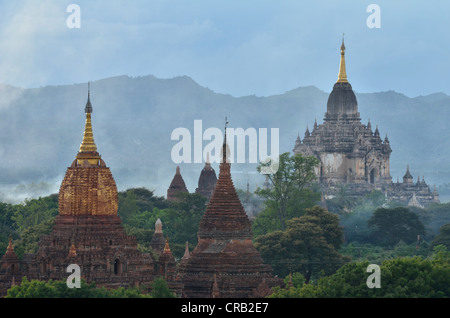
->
0, 74, 448, 204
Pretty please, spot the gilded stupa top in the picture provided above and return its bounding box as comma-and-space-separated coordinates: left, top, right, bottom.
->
76, 83, 101, 166
324, 37, 359, 120
337, 36, 348, 83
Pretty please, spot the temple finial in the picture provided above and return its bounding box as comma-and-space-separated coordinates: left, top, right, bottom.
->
337, 35, 348, 83
6, 236, 14, 252
222, 117, 230, 164
79, 82, 96, 153
77, 83, 100, 165
85, 82, 93, 113
182, 241, 190, 261
164, 237, 171, 253
224, 116, 229, 143
155, 218, 163, 233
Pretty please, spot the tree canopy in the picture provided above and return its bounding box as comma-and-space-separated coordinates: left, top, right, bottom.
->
368, 207, 425, 246
255, 152, 320, 235
431, 223, 450, 250
271, 247, 450, 298
1, 183, 450, 299
254, 205, 349, 282
5, 277, 150, 298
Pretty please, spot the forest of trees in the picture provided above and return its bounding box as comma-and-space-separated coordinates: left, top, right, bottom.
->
1, 153, 450, 297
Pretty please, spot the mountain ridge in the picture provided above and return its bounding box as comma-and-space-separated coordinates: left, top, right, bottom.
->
0, 74, 448, 203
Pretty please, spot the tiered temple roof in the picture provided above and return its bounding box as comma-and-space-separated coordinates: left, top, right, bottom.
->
178, 123, 282, 298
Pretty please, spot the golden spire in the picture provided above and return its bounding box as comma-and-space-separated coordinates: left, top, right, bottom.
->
79, 112, 97, 152
164, 237, 171, 253
76, 83, 100, 165
68, 243, 77, 257
6, 236, 14, 253
337, 35, 348, 83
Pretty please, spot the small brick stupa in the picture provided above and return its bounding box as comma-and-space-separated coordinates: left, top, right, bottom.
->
150, 218, 166, 254
167, 166, 189, 201
178, 120, 282, 298
195, 153, 217, 202
0, 237, 21, 295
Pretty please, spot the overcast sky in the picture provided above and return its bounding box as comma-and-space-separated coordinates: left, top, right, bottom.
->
0, 0, 449, 97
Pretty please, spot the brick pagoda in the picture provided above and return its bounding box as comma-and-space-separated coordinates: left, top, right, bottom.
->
195, 153, 217, 202
167, 166, 189, 201
178, 123, 282, 298
0, 87, 181, 296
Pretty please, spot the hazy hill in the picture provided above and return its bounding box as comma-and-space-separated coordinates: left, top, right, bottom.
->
0, 75, 448, 203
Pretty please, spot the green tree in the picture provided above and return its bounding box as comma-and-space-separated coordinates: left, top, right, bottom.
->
256, 152, 320, 231
340, 204, 374, 244
368, 207, 425, 246
253, 230, 285, 275
118, 188, 168, 224
118, 190, 140, 223
306, 252, 449, 298
150, 277, 176, 298
423, 202, 450, 238
155, 193, 206, 257
255, 206, 348, 282
431, 224, 450, 250
268, 272, 306, 298
11, 195, 58, 233
326, 184, 358, 214
0, 201, 14, 229
6, 277, 150, 298
14, 219, 55, 257
251, 201, 282, 238
120, 192, 206, 258
339, 191, 384, 244
270, 247, 450, 298
6, 195, 58, 257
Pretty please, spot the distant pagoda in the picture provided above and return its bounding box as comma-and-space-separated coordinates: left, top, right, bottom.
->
294, 37, 392, 187
178, 120, 282, 298
293, 38, 439, 207
167, 166, 189, 201
195, 153, 217, 202
0, 237, 20, 294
